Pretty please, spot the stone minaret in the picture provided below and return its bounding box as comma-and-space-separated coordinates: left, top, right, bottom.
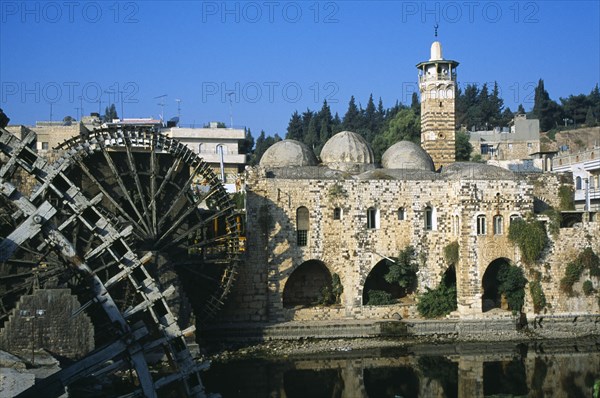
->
417, 41, 459, 170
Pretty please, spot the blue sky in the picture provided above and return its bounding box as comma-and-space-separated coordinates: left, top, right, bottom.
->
1, 1, 599, 138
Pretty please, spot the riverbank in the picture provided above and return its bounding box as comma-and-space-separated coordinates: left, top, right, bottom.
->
202, 312, 600, 361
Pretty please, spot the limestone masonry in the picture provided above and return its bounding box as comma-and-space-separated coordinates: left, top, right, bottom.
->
217, 41, 600, 326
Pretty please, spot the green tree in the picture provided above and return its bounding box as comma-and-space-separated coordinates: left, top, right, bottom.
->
342, 96, 361, 131
240, 127, 254, 154
0, 108, 9, 128
372, 108, 420, 160
286, 111, 304, 141
103, 103, 118, 122
410, 92, 420, 116
384, 246, 419, 292
497, 263, 527, 311
455, 131, 472, 161
533, 79, 563, 131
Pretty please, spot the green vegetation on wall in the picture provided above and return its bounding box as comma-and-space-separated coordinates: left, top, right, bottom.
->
443, 241, 459, 265
560, 248, 600, 295
558, 185, 575, 210
529, 279, 547, 313
508, 217, 548, 264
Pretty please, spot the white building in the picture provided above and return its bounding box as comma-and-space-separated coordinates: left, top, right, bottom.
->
163, 123, 248, 193
553, 145, 600, 211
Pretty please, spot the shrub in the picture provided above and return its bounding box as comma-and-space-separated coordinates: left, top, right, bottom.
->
497, 264, 528, 311
444, 241, 459, 265
558, 185, 575, 210
384, 246, 418, 291
508, 218, 548, 264
366, 290, 394, 305
560, 261, 584, 294
317, 273, 343, 305
583, 280, 594, 296
580, 248, 600, 277
529, 280, 547, 313
417, 281, 457, 318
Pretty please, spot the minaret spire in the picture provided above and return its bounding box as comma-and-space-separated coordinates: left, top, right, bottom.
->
434, 24, 439, 38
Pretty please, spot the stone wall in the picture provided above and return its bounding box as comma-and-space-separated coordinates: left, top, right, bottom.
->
0, 289, 94, 359
220, 166, 544, 324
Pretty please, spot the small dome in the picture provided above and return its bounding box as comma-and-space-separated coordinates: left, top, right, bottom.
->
320, 131, 375, 173
381, 141, 434, 171
259, 139, 317, 168
430, 41, 443, 61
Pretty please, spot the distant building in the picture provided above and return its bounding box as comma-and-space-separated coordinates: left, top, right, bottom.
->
6, 120, 88, 151
163, 123, 248, 193
553, 145, 600, 211
469, 113, 541, 162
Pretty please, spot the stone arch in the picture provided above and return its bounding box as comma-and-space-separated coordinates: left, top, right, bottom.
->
362, 259, 404, 305
481, 258, 512, 312
282, 260, 332, 308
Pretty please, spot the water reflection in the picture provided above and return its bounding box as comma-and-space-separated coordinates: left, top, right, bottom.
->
203, 341, 600, 398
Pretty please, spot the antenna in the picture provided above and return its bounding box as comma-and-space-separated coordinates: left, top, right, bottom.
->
226, 92, 234, 128
154, 94, 167, 122
79, 96, 84, 119
175, 99, 182, 122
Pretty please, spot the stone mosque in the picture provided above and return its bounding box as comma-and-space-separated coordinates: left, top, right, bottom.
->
218, 40, 600, 325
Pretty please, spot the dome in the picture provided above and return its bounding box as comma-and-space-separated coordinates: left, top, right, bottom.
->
320, 131, 375, 173
381, 141, 434, 171
259, 139, 318, 168
430, 41, 443, 61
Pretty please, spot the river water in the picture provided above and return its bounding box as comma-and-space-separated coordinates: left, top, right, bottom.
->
202, 340, 600, 398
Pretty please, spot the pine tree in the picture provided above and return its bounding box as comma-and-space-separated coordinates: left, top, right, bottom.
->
490, 82, 504, 127
103, 104, 118, 122
343, 96, 360, 131
304, 117, 319, 151
286, 111, 303, 141
410, 92, 420, 116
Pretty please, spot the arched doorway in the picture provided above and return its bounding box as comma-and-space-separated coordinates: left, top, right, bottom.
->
482, 259, 508, 312
482, 258, 527, 313
283, 260, 332, 308
362, 260, 405, 305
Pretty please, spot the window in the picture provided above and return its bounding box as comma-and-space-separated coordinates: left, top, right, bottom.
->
527, 142, 533, 148
510, 214, 520, 224
424, 206, 433, 231
477, 215, 486, 235
41, 142, 49, 150
493, 215, 503, 235
333, 207, 341, 220
452, 215, 460, 235
296, 207, 309, 246
397, 207, 405, 221
367, 207, 379, 229
576, 176, 582, 190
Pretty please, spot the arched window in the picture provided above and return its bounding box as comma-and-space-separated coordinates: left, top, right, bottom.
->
576, 176, 582, 190
397, 207, 405, 221
296, 207, 309, 246
477, 215, 486, 235
424, 206, 433, 231
333, 207, 342, 220
452, 215, 460, 236
367, 207, 379, 229
493, 215, 503, 235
